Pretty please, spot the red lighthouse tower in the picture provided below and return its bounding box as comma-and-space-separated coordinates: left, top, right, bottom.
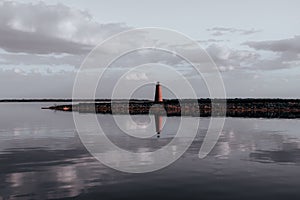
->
154, 82, 163, 103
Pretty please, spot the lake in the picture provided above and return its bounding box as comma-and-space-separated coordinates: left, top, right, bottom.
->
1, 103, 300, 200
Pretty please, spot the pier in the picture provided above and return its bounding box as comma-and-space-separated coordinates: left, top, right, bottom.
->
42, 82, 300, 118
42, 98, 300, 118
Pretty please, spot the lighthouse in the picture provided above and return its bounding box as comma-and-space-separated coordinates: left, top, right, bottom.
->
154, 82, 163, 103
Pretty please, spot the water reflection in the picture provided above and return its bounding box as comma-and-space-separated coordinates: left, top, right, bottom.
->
155, 114, 163, 138
250, 140, 300, 164
1, 104, 300, 199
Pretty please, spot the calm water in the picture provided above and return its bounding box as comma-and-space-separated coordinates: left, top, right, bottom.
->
1, 103, 300, 200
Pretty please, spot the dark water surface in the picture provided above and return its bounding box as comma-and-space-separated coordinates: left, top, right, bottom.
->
1, 103, 300, 200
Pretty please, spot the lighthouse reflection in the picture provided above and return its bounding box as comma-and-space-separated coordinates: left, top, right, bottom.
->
126, 113, 165, 138
155, 114, 163, 138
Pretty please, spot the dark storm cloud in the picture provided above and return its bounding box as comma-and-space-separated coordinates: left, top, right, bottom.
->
207, 27, 261, 36
0, 1, 129, 55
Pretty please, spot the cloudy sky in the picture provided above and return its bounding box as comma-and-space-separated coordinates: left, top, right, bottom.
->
1, 0, 300, 99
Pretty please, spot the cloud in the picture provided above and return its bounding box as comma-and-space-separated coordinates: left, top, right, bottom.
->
244, 36, 300, 70
0, 1, 129, 55
0, 52, 84, 67
244, 35, 300, 53
125, 72, 148, 81
206, 44, 260, 71
0, 27, 92, 55
197, 39, 228, 44
207, 27, 261, 36
0, 1, 270, 73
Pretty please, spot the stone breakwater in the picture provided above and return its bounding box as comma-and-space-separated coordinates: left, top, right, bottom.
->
42, 99, 300, 118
